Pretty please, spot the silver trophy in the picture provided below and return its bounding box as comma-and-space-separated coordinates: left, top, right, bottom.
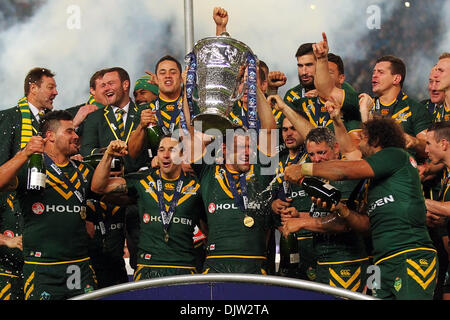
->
185, 34, 257, 134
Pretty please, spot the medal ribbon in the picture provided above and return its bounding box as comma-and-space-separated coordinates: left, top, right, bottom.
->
185, 52, 197, 127
225, 169, 248, 212
155, 97, 186, 136
43, 154, 87, 205
155, 171, 185, 236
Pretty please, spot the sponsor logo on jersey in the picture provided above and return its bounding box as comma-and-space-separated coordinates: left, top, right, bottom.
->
208, 202, 261, 211
144, 253, 151, 260
394, 277, 402, 292
143, 213, 150, 223
84, 285, 94, 294
45, 205, 82, 213
32, 202, 45, 215
367, 195, 395, 216
147, 215, 193, 226
40, 291, 51, 300
165, 183, 175, 190
209, 244, 215, 251
183, 186, 197, 195
3, 230, 14, 238
35, 252, 42, 258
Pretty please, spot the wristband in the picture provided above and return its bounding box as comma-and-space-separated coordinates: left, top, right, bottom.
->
300, 163, 313, 176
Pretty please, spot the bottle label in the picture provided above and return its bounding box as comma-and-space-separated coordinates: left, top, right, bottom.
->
323, 183, 334, 190
29, 171, 46, 188
290, 253, 300, 264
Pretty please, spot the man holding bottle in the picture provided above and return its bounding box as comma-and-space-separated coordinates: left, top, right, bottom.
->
0, 110, 98, 300
283, 117, 438, 300
90, 136, 205, 279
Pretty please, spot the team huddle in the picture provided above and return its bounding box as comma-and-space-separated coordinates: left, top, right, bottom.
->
0, 7, 449, 301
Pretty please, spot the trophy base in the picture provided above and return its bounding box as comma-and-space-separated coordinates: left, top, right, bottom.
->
191, 113, 236, 135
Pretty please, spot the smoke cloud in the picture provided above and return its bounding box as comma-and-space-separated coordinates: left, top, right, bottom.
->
0, 0, 442, 110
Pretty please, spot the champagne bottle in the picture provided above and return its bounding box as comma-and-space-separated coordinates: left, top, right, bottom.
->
301, 177, 341, 206
27, 153, 46, 192
278, 232, 300, 277
147, 124, 162, 158
82, 153, 104, 168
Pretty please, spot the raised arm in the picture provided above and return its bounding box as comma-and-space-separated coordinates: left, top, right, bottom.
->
213, 7, 228, 36
312, 32, 345, 104
128, 107, 157, 159
325, 99, 362, 160
91, 140, 128, 195
257, 87, 278, 155
268, 94, 314, 140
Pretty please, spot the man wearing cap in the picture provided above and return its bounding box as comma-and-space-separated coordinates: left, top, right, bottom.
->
133, 75, 159, 107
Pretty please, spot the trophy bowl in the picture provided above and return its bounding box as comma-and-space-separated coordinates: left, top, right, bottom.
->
186, 35, 257, 134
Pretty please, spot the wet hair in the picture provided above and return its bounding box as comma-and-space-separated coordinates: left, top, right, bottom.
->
305, 127, 337, 149
24, 67, 55, 96
328, 53, 344, 75
155, 55, 182, 74
362, 117, 406, 149
428, 121, 450, 142
376, 55, 406, 88
295, 43, 314, 58
39, 110, 73, 137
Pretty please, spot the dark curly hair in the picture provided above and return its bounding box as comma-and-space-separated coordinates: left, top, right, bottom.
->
363, 117, 406, 149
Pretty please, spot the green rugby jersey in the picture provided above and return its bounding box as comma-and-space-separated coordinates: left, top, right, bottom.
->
371, 92, 431, 137
191, 155, 275, 258
85, 200, 126, 260
0, 194, 23, 273
126, 169, 203, 267
16, 159, 94, 264
288, 88, 362, 134
309, 177, 368, 263
283, 82, 356, 107
364, 147, 434, 263
420, 99, 450, 123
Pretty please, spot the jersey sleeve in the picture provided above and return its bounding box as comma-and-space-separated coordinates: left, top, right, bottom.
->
364, 148, 406, 179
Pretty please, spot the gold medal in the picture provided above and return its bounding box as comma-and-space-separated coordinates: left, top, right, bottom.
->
164, 232, 169, 243
243, 215, 254, 228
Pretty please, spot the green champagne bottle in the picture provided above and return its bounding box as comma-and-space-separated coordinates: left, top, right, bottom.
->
27, 153, 46, 191
278, 232, 300, 278
147, 124, 162, 158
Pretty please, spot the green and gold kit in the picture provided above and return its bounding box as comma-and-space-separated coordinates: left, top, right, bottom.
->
126, 169, 203, 275
365, 147, 437, 299
288, 88, 362, 134
191, 151, 275, 273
